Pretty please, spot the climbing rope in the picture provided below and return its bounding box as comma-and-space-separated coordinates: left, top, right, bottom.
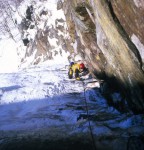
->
82, 80, 97, 150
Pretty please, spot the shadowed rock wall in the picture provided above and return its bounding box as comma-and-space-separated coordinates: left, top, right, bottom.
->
62, 0, 144, 113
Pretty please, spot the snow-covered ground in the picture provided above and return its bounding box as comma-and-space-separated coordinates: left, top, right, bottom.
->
0, 62, 93, 131
0, 61, 144, 149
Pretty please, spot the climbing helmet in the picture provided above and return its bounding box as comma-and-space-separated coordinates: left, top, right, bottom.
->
80, 63, 85, 69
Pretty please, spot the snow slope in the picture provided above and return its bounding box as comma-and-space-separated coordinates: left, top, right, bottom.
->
0, 62, 144, 142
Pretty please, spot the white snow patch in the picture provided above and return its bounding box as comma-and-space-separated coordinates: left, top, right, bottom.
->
48, 37, 58, 47
14, 11, 22, 24
0, 39, 20, 73
73, 40, 78, 53
131, 34, 144, 61
133, 0, 144, 8
74, 54, 83, 62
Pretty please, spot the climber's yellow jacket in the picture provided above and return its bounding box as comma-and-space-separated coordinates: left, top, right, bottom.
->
70, 63, 80, 73
68, 63, 81, 80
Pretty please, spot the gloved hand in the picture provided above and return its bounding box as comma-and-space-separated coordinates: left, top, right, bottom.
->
76, 77, 81, 80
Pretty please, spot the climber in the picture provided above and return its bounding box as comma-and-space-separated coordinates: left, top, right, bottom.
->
68, 62, 89, 80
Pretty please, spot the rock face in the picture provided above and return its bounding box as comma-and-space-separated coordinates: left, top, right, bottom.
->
62, 0, 144, 114
16, 1, 70, 66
